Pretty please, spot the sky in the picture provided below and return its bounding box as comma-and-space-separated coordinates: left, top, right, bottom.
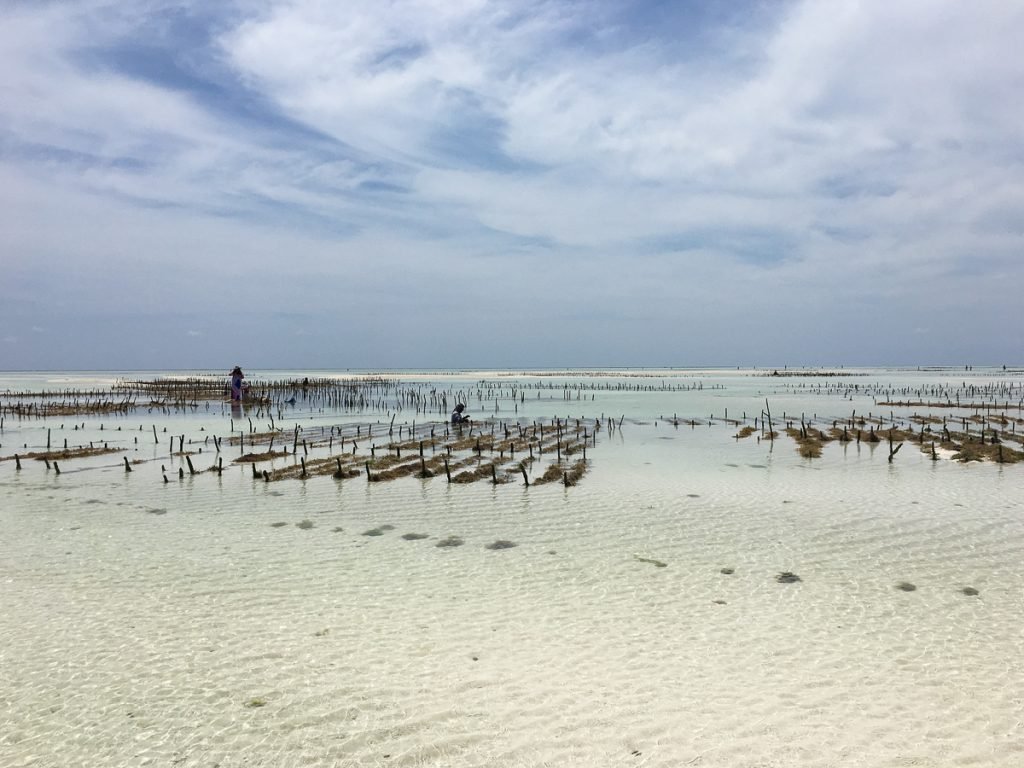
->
1, 0, 1022, 370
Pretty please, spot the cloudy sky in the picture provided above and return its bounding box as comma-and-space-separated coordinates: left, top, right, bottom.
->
2, 0, 1022, 370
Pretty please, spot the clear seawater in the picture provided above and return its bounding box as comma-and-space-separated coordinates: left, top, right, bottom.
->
1, 368, 1022, 767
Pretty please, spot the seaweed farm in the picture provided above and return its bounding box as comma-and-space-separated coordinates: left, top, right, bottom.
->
2, 370, 1021, 488
2, 367, 1024, 768
1, 375, 614, 488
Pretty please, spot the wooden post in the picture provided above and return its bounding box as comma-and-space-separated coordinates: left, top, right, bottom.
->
888, 429, 903, 463
444, 458, 451, 483
124, 456, 133, 473
186, 456, 196, 475
520, 465, 529, 486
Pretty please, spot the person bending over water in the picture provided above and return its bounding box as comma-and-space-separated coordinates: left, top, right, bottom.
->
451, 403, 470, 424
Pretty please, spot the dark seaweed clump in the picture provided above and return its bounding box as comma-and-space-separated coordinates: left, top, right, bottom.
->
634, 555, 667, 568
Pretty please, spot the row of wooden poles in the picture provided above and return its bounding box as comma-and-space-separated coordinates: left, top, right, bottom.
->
777, 379, 1024, 407
1, 373, 724, 421
6, 414, 616, 485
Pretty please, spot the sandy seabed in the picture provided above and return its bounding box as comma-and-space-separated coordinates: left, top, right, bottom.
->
2, 371, 1024, 767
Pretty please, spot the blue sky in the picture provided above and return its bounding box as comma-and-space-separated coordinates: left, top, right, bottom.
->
2, 0, 1022, 370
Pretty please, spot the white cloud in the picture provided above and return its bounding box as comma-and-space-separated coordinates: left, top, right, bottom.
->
1, 0, 1022, 367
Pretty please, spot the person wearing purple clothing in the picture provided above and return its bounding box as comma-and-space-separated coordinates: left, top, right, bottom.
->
230, 366, 245, 401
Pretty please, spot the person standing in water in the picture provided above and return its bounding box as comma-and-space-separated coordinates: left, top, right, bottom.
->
230, 366, 245, 401
451, 403, 470, 424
